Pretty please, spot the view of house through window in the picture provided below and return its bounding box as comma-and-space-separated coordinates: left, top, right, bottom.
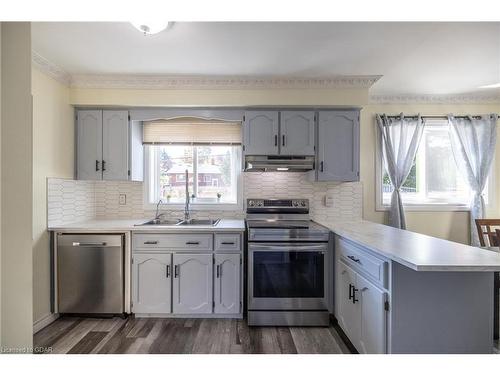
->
381, 120, 489, 207
147, 145, 240, 204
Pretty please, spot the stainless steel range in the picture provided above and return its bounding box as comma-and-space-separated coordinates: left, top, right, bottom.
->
246, 199, 330, 326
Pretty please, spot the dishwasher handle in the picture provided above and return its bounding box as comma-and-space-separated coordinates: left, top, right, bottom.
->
72, 242, 108, 247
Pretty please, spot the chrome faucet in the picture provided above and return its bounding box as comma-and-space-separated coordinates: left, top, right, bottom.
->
184, 169, 191, 222
155, 199, 164, 221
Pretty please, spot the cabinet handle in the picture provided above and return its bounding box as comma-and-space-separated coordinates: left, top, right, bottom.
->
347, 255, 361, 263
174, 265, 179, 278
320, 161, 324, 172
186, 241, 200, 245
216, 264, 220, 278
282, 135, 285, 146
221, 242, 235, 245
102, 160, 106, 171
348, 283, 354, 300
144, 241, 158, 245
166, 264, 170, 278
95, 160, 100, 171
274, 135, 278, 147
352, 286, 359, 304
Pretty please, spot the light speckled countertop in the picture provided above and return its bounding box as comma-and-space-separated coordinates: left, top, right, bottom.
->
49, 218, 246, 232
316, 220, 500, 272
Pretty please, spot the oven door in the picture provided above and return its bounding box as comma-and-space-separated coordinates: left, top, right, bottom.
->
248, 242, 328, 310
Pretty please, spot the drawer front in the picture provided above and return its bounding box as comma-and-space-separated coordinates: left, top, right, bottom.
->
337, 237, 387, 287
215, 233, 241, 252
133, 233, 213, 251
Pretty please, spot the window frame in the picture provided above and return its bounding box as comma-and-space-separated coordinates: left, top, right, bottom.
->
375, 118, 496, 212
143, 144, 243, 211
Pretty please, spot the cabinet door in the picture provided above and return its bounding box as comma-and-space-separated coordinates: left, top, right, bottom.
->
102, 110, 129, 181
280, 111, 315, 155
337, 261, 360, 345
172, 253, 213, 314
132, 253, 172, 314
317, 111, 360, 181
214, 253, 241, 314
243, 111, 280, 155
77, 110, 102, 180
357, 273, 387, 354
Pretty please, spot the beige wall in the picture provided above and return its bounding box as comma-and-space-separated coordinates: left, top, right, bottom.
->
361, 104, 500, 244
32, 68, 73, 325
1, 22, 33, 350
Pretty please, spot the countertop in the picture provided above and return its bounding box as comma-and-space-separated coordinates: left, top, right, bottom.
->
49, 218, 246, 232
316, 220, 500, 272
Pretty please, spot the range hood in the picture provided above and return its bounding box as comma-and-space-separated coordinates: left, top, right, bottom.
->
244, 155, 315, 172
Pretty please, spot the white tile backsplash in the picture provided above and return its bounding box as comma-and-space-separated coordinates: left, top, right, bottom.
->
47, 172, 362, 226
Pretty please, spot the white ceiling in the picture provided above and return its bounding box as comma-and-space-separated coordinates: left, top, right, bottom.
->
32, 22, 500, 95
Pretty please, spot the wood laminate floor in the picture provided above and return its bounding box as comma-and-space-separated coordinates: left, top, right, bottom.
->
33, 316, 352, 354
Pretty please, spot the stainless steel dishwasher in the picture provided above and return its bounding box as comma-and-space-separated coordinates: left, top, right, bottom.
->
57, 234, 125, 315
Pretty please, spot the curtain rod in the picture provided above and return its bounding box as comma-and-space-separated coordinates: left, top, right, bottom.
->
378, 114, 497, 120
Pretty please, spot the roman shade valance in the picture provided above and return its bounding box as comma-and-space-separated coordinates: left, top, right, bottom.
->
143, 117, 242, 145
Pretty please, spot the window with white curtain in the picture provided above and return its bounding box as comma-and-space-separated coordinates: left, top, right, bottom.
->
376, 119, 494, 210
143, 118, 242, 208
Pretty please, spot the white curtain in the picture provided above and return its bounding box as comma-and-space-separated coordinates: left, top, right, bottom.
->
448, 114, 497, 246
376, 114, 426, 229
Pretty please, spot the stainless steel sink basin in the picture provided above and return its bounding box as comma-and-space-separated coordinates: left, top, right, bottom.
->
176, 219, 221, 226
136, 218, 183, 226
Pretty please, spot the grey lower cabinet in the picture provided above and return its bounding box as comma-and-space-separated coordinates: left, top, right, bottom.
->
172, 253, 213, 314
335, 236, 388, 354
132, 253, 172, 314
313, 110, 360, 182
76, 109, 143, 181
132, 232, 243, 317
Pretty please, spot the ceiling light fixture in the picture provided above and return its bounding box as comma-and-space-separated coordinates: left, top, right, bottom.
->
479, 83, 500, 89
131, 21, 169, 35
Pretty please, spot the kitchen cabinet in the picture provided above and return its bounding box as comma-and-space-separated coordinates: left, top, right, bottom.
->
77, 109, 142, 181
279, 111, 315, 155
172, 253, 213, 314
315, 110, 360, 181
214, 253, 241, 314
132, 253, 172, 314
336, 237, 387, 354
243, 110, 315, 156
77, 110, 102, 180
243, 111, 280, 155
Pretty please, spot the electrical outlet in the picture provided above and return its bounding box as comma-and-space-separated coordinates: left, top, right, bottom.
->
324, 195, 334, 207
119, 194, 127, 205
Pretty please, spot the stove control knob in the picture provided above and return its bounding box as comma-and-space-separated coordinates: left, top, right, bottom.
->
292, 201, 299, 207
300, 201, 307, 207
248, 200, 255, 207
257, 201, 263, 207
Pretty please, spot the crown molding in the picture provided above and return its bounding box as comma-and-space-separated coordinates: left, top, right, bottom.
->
69, 74, 382, 90
369, 93, 500, 104
31, 52, 71, 86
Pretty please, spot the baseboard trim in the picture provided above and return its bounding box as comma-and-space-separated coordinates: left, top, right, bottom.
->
33, 313, 60, 333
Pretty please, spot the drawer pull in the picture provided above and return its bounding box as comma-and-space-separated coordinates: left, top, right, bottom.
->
221, 241, 235, 245
347, 255, 361, 263
144, 241, 159, 245
348, 283, 354, 300
186, 241, 200, 245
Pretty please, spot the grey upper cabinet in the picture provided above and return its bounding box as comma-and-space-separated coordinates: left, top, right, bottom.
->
77, 110, 103, 180
280, 111, 315, 155
243, 111, 280, 155
316, 110, 360, 181
77, 109, 141, 181
102, 110, 129, 181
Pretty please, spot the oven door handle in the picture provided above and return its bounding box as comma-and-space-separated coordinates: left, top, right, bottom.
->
249, 244, 327, 252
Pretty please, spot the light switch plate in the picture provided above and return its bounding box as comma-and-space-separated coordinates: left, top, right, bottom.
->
119, 194, 127, 205
324, 195, 334, 207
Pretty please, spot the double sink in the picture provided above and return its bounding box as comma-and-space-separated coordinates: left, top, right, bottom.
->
136, 218, 221, 227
